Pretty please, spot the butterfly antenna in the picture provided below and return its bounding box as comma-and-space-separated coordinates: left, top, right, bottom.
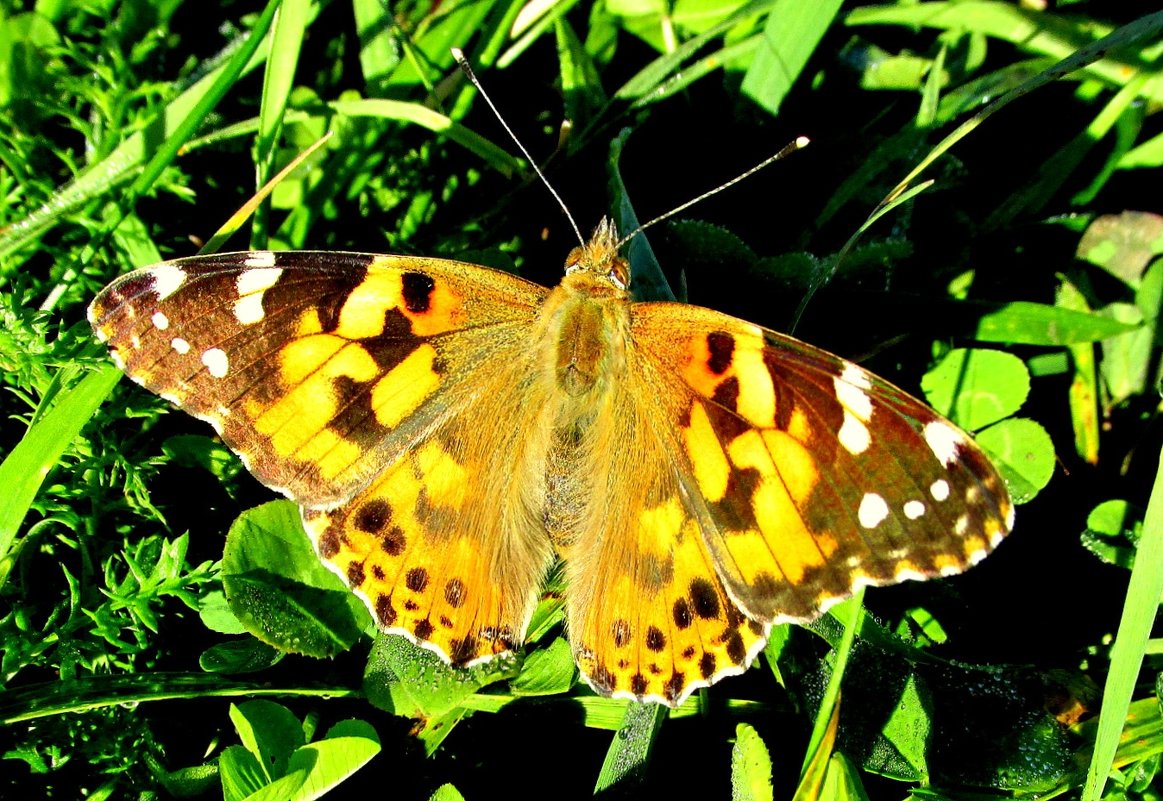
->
614, 136, 811, 250
452, 48, 585, 247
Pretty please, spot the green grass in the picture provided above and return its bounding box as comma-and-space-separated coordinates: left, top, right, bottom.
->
2, 1, 1163, 798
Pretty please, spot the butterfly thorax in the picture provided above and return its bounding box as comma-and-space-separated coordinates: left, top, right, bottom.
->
533, 224, 633, 552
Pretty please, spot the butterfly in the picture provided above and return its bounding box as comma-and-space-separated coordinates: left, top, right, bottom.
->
88, 218, 1013, 706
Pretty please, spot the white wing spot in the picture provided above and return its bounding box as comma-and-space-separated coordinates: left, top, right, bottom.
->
151, 311, 169, 330
923, 421, 963, 467
840, 361, 873, 390
930, 479, 950, 501
966, 485, 981, 503
201, 348, 229, 378
838, 411, 870, 455
1004, 502, 1016, 531
234, 267, 283, 324
171, 337, 191, 354
834, 367, 873, 421
151, 263, 187, 301
129, 334, 141, 349
234, 295, 265, 325
903, 500, 926, 520
954, 514, 970, 535
237, 266, 283, 294
244, 251, 278, 268
858, 492, 889, 529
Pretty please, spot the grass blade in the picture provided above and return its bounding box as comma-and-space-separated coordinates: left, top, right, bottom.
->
1081, 443, 1163, 801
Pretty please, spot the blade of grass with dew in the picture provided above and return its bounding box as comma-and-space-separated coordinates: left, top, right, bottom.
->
1081, 444, 1163, 801
877, 11, 1163, 219
0, 671, 359, 725
252, 0, 312, 248
0, 0, 290, 264
612, 0, 776, 103
0, 364, 121, 587
740, 0, 842, 116
794, 688, 842, 801
594, 701, 668, 794
326, 98, 523, 177
848, 4, 1163, 105
0, 0, 286, 580
202, 132, 333, 254
801, 591, 863, 776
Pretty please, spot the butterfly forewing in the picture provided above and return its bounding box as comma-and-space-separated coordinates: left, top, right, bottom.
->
89, 251, 549, 506
629, 302, 1014, 625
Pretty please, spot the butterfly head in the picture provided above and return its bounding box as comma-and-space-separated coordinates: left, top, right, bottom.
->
564, 218, 629, 294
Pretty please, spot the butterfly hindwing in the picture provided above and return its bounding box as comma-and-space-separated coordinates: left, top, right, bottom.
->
629, 302, 1015, 625
302, 368, 559, 665
561, 374, 768, 705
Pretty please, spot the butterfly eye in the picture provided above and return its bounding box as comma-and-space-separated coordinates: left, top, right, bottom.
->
608, 259, 629, 289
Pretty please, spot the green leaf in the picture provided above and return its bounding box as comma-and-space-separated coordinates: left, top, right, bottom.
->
429, 784, 466, 801
221, 501, 368, 658
230, 700, 304, 782
975, 301, 1140, 345
200, 589, 248, 635
818, 753, 871, 801
280, 724, 380, 801
200, 638, 284, 674
1081, 500, 1142, 570
362, 632, 511, 720
510, 637, 577, 696
921, 348, 1030, 430
1077, 211, 1163, 287
878, 675, 931, 780
731, 723, 773, 801
220, 744, 266, 801
976, 418, 1055, 504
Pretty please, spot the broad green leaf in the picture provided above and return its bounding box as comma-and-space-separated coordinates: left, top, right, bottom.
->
1081, 500, 1142, 570
975, 301, 1139, 345
429, 784, 466, 801
230, 700, 304, 781
878, 675, 931, 780
281, 728, 380, 800
221, 744, 266, 801
200, 589, 248, 635
362, 632, 511, 720
921, 348, 1029, 430
221, 500, 368, 658
731, 723, 774, 801
510, 637, 577, 696
977, 418, 1055, 504
1077, 211, 1163, 286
